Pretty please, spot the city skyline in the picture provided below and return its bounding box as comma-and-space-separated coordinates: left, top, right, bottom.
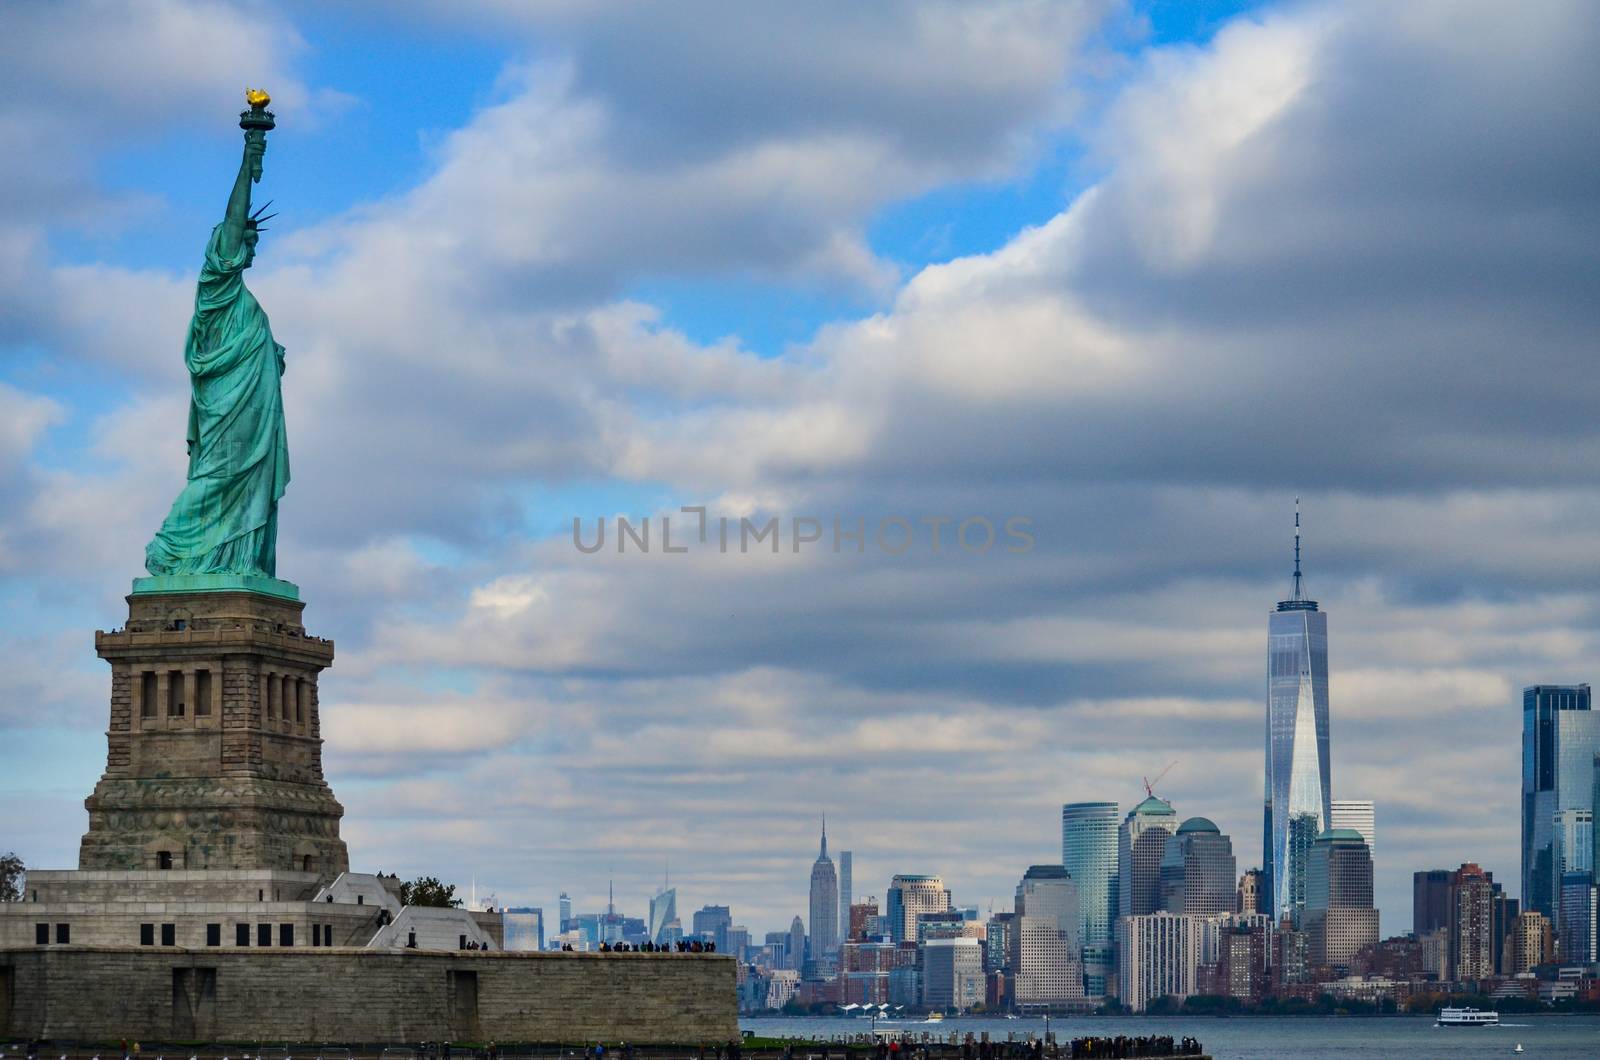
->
4, 0, 1597, 950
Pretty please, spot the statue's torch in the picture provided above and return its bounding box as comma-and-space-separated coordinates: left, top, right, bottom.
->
240, 88, 275, 182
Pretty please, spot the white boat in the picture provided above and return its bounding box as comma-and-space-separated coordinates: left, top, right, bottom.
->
1436, 1006, 1500, 1027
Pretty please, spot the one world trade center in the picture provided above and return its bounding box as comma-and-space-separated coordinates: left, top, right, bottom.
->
1263, 502, 1332, 925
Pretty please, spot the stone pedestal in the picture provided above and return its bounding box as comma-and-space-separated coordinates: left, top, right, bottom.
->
80, 589, 348, 876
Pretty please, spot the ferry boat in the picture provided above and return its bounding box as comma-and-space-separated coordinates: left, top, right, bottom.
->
1436, 1006, 1500, 1027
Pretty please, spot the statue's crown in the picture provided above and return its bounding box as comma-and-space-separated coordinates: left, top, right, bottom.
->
246, 200, 276, 232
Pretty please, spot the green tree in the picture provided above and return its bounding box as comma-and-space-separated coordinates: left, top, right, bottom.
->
398, 875, 462, 908
0, 851, 22, 903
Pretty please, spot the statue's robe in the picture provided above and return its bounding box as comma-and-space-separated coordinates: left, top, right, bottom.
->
145, 224, 289, 577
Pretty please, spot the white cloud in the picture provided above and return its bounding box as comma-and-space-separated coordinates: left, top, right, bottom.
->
4, 0, 1599, 938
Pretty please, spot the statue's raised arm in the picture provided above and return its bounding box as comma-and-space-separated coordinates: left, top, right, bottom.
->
218, 132, 267, 257
219, 88, 275, 260
140, 89, 293, 592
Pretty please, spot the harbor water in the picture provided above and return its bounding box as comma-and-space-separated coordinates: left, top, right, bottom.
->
739, 1013, 1600, 1059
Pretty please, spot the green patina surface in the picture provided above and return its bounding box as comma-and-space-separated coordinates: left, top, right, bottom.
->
144, 109, 291, 584
132, 573, 300, 601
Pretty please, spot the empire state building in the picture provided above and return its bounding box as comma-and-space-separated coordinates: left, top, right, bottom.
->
808, 819, 840, 959
1263, 502, 1332, 924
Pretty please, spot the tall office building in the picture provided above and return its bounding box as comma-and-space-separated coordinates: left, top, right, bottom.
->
1012, 864, 1083, 1006
692, 905, 732, 951
1237, 868, 1263, 914
1330, 800, 1375, 860
1016, 865, 1081, 953
648, 887, 677, 945
1119, 795, 1178, 918
1159, 818, 1238, 916
1490, 887, 1519, 977
1593, 753, 1600, 873
808, 820, 840, 958
1062, 801, 1119, 997
789, 915, 806, 971
1264, 505, 1332, 924
1304, 830, 1377, 970
1413, 869, 1453, 937
886, 874, 949, 943
502, 907, 544, 952
922, 937, 985, 1012
1449, 863, 1494, 981
558, 892, 573, 932
1554, 808, 1594, 910
839, 850, 853, 941
1522, 684, 1600, 919
1559, 873, 1597, 964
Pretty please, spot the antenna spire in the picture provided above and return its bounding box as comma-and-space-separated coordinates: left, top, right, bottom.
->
820, 815, 828, 859
1292, 496, 1303, 601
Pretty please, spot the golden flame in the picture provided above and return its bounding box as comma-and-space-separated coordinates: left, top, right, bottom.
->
245, 87, 271, 108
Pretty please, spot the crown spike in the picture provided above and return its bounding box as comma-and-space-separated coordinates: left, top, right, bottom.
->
1292, 496, 1303, 601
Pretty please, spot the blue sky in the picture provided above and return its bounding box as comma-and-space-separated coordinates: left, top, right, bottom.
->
3, 0, 1599, 943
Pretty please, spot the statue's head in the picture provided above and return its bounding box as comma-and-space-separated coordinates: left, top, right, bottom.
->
244, 200, 276, 265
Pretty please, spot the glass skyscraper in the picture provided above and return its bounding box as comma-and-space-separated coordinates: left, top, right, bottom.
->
648, 886, 677, 944
1521, 684, 1597, 919
1264, 507, 1331, 924
1062, 802, 1119, 949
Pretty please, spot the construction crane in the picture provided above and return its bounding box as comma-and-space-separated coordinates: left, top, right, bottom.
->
1143, 761, 1178, 799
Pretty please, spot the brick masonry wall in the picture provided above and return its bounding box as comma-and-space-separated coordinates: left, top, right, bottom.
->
0, 947, 736, 1044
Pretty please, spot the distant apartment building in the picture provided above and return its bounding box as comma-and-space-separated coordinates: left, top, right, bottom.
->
1508, 910, 1554, 974
1117, 912, 1203, 1013
765, 969, 799, 1010
1449, 863, 1494, 981
849, 898, 879, 942
1217, 922, 1272, 1002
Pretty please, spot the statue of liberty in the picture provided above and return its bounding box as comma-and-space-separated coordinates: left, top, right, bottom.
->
144, 90, 291, 587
